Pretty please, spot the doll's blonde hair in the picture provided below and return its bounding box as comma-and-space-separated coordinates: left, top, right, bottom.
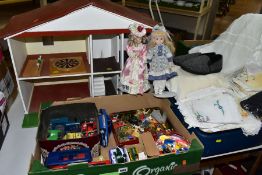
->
148, 30, 175, 54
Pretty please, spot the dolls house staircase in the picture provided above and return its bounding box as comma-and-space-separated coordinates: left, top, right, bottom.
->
93, 76, 105, 97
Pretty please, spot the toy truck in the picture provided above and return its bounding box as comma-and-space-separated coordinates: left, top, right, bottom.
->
98, 109, 112, 147
44, 148, 92, 169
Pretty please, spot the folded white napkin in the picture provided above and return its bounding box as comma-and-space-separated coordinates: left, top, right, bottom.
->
191, 93, 243, 124
176, 87, 262, 136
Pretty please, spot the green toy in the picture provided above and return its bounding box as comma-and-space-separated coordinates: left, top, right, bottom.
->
47, 130, 62, 140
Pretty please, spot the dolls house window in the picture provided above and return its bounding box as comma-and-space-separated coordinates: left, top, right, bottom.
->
42, 36, 54, 46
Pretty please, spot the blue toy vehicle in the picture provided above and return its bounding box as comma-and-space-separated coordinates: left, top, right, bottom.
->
49, 117, 81, 135
98, 109, 112, 147
44, 148, 92, 168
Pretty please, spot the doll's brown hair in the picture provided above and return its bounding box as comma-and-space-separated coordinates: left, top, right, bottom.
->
128, 34, 147, 47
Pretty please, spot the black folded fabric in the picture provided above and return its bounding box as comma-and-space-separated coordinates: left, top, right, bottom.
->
240, 91, 262, 118
174, 52, 223, 75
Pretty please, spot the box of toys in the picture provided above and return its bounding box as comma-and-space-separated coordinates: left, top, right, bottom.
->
37, 103, 101, 162
29, 94, 203, 175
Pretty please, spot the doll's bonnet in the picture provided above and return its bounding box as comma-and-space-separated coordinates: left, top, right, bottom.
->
129, 23, 146, 37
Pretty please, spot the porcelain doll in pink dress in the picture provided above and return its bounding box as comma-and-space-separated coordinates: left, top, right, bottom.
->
120, 23, 150, 95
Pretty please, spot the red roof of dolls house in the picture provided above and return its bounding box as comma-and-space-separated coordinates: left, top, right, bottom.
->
0, 0, 157, 39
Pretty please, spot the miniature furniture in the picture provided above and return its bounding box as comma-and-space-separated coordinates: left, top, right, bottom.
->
0, 0, 156, 113
121, 0, 214, 39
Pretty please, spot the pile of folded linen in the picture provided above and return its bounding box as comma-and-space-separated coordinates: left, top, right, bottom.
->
176, 87, 261, 136
240, 91, 262, 120
169, 66, 262, 136
167, 14, 262, 136
167, 72, 262, 136
231, 65, 262, 98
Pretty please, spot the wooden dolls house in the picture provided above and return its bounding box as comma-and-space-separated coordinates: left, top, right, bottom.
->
0, 0, 157, 113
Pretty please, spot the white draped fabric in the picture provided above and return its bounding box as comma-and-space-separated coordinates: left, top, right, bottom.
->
189, 14, 262, 74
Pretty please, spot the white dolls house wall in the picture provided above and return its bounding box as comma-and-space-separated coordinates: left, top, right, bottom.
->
19, 80, 33, 112
25, 36, 87, 55
92, 38, 112, 58
7, 38, 27, 76
92, 35, 120, 59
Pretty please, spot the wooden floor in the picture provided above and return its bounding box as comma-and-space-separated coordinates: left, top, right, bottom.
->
212, 0, 262, 36
29, 82, 90, 112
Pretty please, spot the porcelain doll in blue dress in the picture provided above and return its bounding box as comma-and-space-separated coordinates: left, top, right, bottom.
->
147, 25, 177, 97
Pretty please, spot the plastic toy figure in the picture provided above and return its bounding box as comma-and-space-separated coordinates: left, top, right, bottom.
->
156, 134, 190, 154
37, 55, 43, 70
120, 23, 150, 95
147, 25, 177, 97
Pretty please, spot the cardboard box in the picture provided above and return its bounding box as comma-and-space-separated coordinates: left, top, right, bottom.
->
29, 94, 203, 175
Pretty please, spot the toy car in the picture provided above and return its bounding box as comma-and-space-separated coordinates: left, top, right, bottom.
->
127, 147, 138, 161
47, 130, 62, 140
109, 147, 130, 164
63, 132, 82, 140
50, 117, 81, 134
81, 120, 97, 137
